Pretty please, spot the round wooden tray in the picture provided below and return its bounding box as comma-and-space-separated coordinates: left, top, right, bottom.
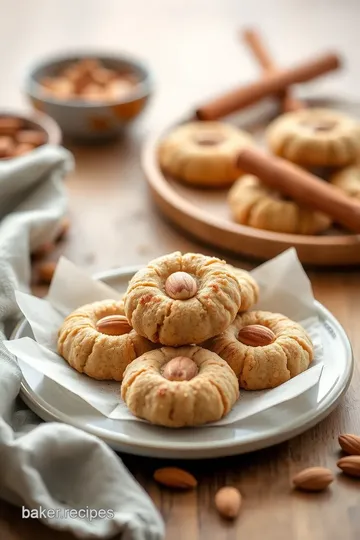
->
142, 97, 360, 266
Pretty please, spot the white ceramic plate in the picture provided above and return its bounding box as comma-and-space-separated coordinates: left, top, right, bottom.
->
12, 267, 353, 459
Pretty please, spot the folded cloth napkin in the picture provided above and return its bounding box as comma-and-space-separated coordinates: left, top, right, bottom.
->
0, 146, 164, 540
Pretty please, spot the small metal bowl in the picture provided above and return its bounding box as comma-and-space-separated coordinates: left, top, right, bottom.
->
24, 51, 153, 140
0, 109, 62, 160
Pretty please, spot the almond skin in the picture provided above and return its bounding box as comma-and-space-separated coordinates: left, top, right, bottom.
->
338, 434, 360, 455
96, 315, 132, 336
337, 456, 360, 477
162, 356, 199, 381
292, 467, 334, 491
215, 487, 242, 519
238, 324, 275, 347
153, 467, 197, 489
165, 271, 198, 300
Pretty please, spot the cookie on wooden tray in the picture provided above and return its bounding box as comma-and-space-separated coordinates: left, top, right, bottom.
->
158, 121, 253, 187
228, 175, 331, 234
58, 299, 157, 381
266, 108, 360, 167
121, 346, 239, 427
123, 251, 257, 346
204, 310, 313, 390
330, 165, 360, 200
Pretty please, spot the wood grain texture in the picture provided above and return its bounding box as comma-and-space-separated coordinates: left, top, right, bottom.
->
1, 0, 360, 539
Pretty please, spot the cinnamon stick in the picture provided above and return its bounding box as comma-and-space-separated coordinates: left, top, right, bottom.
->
242, 28, 304, 112
236, 146, 360, 233
196, 52, 341, 121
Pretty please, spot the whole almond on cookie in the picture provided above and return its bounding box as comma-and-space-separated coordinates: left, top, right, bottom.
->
165, 271, 198, 300
292, 467, 334, 491
338, 434, 360, 455
96, 315, 132, 336
215, 487, 242, 519
162, 356, 198, 381
238, 324, 275, 347
337, 456, 360, 477
153, 467, 197, 489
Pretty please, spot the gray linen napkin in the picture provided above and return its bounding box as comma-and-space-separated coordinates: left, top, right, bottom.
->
0, 146, 164, 540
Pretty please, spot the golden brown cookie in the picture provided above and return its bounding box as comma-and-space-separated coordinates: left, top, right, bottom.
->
330, 165, 360, 200
228, 175, 331, 234
121, 346, 239, 427
266, 108, 360, 167
123, 251, 253, 346
225, 264, 259, 311
204, 310, 313, 390
158, 121, 253, 187
58, 299, 156, 381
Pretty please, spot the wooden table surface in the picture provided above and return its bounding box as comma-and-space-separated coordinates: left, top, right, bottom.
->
1, 0, 360, 538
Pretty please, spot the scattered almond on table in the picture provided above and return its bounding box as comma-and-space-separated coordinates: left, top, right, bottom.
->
153, 467, 197, 489
338, 434, 360, 455
215, 487, 242, 520
37, 261, 57, 285
337, 456, 360, 477
292, 467, 334, 492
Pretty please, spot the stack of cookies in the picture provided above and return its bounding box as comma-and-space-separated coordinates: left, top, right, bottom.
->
58, 251, 314, 428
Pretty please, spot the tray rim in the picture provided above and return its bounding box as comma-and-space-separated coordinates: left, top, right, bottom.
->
142, 98, 360, 265
11, 266, 354, 458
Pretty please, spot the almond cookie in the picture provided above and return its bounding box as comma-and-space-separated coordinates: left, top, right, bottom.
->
205, 310, 313, 390
158, 121, 253, 187
330, 165, 360, 200
226, 264, 259, 311
121, 346, 239, 427
228, 175, 331, 234
58, 299, 156, 381
124, 251, 253, 346
266, 108, 360, 167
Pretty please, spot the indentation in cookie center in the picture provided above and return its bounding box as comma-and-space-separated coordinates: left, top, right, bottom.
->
301, 119, 337, 132
194, 132, 225, 146
165, 271, 198, 300
162, 356, 198, 381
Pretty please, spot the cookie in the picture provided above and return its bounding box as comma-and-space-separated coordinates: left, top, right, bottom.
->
204, 310, 313, 390
121, 346, 239, 427
158, 121, 253, 187
225, 264, 259, 311
123, 251, 253, 346
330, 165, 360, 200
266, 108, 360, 167
58, 299, 156, 381
228, 175, 331, 234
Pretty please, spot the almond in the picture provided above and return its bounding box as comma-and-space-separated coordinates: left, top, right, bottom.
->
37, 261, 57, 285
162, 356, 198, 381
215, 487, 242, 519
153, 467, 197, 489
337, 455, 360, 477
96, 315, 132, 336
238, 324, 275, 347
292, 467, 334, 491
165, 272, 198, 300
338, 434, 360, 455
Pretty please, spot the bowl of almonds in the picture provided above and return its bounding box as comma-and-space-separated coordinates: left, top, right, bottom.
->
24, 52, 152, 139
0, 110, 61, 159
